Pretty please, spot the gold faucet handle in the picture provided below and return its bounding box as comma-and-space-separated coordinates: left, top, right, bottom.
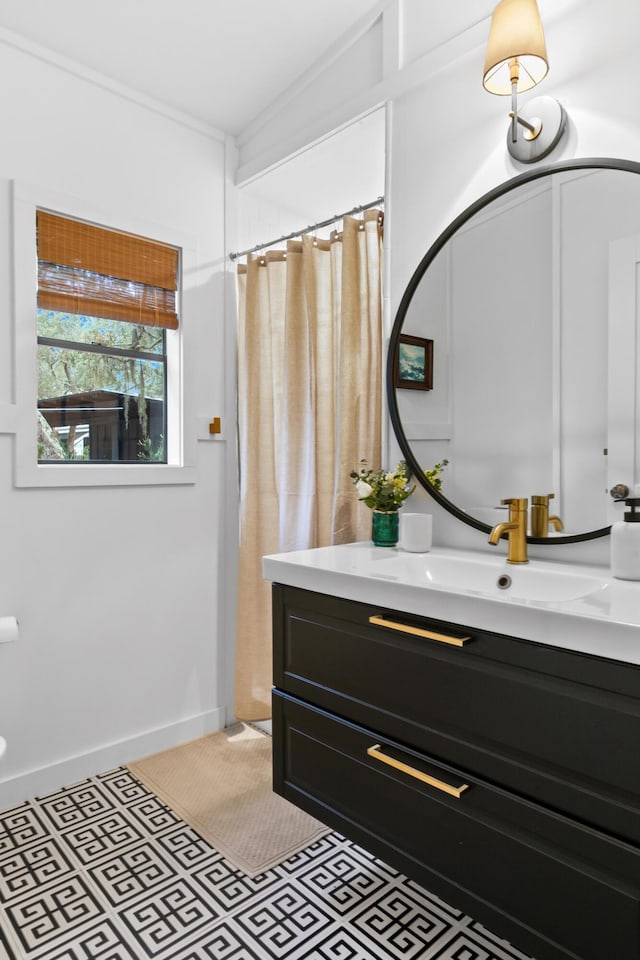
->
501, 497, 528, 511
531, 494, 554, 506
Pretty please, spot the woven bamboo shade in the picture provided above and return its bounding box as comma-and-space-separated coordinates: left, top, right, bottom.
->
36, 210, 179, 329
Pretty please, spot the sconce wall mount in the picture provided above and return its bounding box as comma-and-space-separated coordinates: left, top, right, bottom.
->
506, 94, 567, 163
483, 0, 567, 164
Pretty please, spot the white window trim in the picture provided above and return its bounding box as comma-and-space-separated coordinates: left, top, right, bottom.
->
12, 180, 197, 487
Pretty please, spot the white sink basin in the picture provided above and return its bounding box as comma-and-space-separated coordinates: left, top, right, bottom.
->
371, 551, 607, 603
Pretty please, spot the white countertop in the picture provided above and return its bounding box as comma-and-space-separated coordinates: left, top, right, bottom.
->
263, 542, 640, 666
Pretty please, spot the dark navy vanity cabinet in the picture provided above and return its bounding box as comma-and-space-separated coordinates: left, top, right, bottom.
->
271, 583, 640, 960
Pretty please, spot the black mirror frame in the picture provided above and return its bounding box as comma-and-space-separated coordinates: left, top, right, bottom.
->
387, 157, 640, 545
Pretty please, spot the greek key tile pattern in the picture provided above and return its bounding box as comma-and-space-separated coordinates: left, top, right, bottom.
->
0, 767, 535, 960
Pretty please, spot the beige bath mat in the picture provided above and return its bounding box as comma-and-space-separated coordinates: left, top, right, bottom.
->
127, 723, 329, 877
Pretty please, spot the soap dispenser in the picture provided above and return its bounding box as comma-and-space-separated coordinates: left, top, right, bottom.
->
611, 492, 640, 580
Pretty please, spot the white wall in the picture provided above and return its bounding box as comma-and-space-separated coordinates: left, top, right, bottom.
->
236, 109, 386, 255
0, 39, 234, 806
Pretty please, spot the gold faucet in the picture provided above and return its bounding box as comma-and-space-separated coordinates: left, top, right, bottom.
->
488, 497, 528, 563
530, 494, 564, 537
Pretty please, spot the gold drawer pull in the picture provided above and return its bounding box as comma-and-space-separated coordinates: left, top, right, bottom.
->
368, 614, 470, 647
367, 744, 469, 799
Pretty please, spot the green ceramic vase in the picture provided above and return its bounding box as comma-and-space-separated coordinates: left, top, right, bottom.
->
371, 509, 399, 547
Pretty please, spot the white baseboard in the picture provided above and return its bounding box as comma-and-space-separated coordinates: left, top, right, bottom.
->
0, 707, 226, 810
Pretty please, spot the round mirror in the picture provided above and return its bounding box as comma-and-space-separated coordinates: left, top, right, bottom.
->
388, 158, 640, 544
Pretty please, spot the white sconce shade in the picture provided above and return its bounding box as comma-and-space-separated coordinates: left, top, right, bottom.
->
483, 0, 549, 95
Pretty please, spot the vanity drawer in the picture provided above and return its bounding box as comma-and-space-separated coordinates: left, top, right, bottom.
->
273, 584, 640, 843
273, 691, 640, 960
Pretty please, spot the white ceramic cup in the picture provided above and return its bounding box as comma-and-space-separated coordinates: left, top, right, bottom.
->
399, 512, 432, 552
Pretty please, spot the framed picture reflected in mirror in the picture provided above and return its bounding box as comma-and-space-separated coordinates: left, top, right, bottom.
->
395, 334, 433, 390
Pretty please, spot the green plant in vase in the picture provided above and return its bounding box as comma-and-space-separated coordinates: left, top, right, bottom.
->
350, 459, 415, 546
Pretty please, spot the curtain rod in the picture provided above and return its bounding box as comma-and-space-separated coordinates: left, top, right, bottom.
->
228, 196, 384, 262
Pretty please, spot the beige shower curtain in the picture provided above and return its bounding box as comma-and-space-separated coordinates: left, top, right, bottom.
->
235, 209, 383, 720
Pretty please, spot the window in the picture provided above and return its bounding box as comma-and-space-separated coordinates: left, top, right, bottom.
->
36, 211, 179, 464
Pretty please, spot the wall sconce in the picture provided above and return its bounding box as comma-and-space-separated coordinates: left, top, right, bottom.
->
483, 0, 566, 163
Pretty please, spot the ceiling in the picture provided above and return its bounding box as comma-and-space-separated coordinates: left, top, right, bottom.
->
0, 1, 582, 144
0, 0, 387, 135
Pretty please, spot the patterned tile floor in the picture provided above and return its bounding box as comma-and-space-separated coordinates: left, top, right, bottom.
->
0, 766, 535, 960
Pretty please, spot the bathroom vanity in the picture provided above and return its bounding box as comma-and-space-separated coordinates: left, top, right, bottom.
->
265, 543, 640, 960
